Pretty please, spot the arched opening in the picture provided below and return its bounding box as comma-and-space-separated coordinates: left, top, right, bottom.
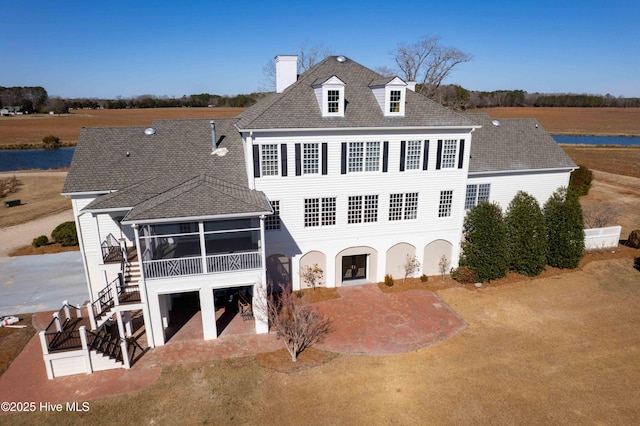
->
299, 251, 327, 289
423, 240, 453, 276
266, 254, 291, 292
335, 246, 378, 286
385, 242, 417, 279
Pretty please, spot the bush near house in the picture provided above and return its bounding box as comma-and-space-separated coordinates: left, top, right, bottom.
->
569, 165, 593, 196
32, 235, 49, 248
505, 191, 548, 276
544, 187, 585, 269
451, 266, 478, 284
51, 221, 78, 246
460, 202, 508, 282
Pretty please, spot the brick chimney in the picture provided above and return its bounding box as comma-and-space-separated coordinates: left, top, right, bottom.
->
275, 55, 298, 93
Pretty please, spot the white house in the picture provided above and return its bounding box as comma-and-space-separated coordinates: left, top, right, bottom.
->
54, 54, 575, 376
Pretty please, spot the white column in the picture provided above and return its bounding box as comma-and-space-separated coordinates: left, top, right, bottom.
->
199, 221, 207, 274
200, 287, 217, 340
255, 216, 269, 334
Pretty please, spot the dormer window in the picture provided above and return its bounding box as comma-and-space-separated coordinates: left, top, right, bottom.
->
389, 90, 402, 113
370, 76, 407, 117
313, 76, 345, 117
327, 90, 340, 113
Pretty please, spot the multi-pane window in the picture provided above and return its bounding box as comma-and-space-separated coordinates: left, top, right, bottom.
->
261, 144, 279, 176
305, 198, 336, 227
321, 197, 336, 226
389, 90, 401, 113
265, 200, 280, 230
348, 142, 381, 173
465, 184, 491, 209
406, 140, 422, 170
303, 143, 319, 175
438, 190, 453, 217
327, 90, 340, 113
389, 192, 419, 221
441, 139, 457, 169
348, 195, 378, 223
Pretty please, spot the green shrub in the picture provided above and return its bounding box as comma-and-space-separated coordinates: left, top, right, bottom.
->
51, 221, 78, 246
384, 274, 394, 287
460, 202, 508, 282
569, 165, 593, 196
451, 266, 478, 284
544, 187, 585, 269
420, 274, 428, 282
32, 235, 49, 248
505, 191, 548, 276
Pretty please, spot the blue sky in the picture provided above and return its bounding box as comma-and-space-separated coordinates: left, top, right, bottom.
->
2, 0, 638, 98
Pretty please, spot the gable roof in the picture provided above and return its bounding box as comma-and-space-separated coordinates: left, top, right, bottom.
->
63, 118, 271, 221
466, 113, 576, 174
236, 55, 479, 131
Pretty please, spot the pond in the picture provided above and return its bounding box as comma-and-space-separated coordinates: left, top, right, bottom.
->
553, 135, 640, 146
0, 147, 75, 172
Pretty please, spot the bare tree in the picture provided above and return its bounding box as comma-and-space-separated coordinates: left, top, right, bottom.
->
262, 284, 332, 362
259, 43, 332, 92
373, 65, 396, 78
583, 204, 621, 228
403, 254, 421, 284
392, 35, 472, 99
438, 255, 450, 282
300, 263, 324, 290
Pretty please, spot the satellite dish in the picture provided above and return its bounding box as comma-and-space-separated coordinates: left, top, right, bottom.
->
144, 127, 156, 135
491, 120, 500, 127
336, 56, 346, 63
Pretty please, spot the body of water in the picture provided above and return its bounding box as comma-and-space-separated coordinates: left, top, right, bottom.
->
553, 135, 640, 146
0, 147, 75, 172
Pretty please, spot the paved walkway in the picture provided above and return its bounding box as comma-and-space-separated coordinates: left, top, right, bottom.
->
0, 284, 466, 404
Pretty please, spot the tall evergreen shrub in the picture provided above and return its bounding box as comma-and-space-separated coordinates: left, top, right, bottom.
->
505, 191, 548, 276
460, 202, 507, 282
544, 187, 585, 269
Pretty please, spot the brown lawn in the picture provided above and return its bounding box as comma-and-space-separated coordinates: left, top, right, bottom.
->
473, 107, 640, 136
0, 107, 244, 148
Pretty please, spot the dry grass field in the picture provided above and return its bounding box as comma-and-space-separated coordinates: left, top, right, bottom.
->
0, 107, 244, 148
474, 107, 640, 136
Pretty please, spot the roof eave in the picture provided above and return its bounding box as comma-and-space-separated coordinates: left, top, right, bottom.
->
121, 209, 274, 226
237, 125, 481, 133
468, 166, 577, 177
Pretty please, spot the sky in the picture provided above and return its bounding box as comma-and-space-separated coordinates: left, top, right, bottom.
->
2, 0, 639, 99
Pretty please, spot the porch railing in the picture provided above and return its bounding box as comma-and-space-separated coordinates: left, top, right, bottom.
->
206, 251, 262, 273
142, 251, 262, 279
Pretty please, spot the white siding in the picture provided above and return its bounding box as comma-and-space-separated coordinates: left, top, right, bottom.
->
250, 129, 472, 288
469, 170, 572, 212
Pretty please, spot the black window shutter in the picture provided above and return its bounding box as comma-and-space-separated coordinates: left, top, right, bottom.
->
322, 143, 328, 175
422, 140, 429, 170
341, 142, 347, 174
399, 140, 406, 172
458, 139, 465, 169
253, 145, 260, 178
436, 140, 443, 170
382, 141, 389, 173
281, 144, 288, 176
294, 143, 301, 176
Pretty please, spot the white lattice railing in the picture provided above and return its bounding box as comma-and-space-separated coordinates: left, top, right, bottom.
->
142, 251, 262, 279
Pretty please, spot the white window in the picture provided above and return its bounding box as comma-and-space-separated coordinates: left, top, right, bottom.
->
303, 143, 319, 175
265, 200, 280, 230
465, 184, 491, 209
441, 140, 457, 169
438, 190, 453, 217
261, 144, 279, 176
405, 140, 422, 170
305, 198, 336, 227
348, 195, 378, 223
389, 90, 401, 113
327, 90, 340, 113
348, 142, 381, 173
389, 193, 419, 221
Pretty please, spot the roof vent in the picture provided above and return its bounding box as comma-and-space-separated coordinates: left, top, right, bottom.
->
336, 56, 346, 63
491, 120, 500, 127
144, 127, 156, 136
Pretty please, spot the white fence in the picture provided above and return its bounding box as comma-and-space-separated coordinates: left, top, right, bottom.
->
584, 226, 622, 250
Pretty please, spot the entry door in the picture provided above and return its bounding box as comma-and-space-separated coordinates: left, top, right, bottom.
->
342, 255, 367, 281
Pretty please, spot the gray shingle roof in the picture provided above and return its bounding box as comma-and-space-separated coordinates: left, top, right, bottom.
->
466, 113, 576, 173
236, 56, 479, 130
64, 118, 271, 221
